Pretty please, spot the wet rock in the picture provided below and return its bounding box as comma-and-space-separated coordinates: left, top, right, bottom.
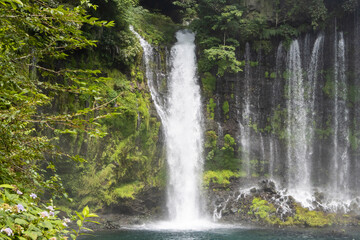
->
258, 179, 277, 194
314, 191, 325, 202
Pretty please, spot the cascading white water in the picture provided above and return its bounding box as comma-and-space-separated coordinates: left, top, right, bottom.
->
165, 30, 204, 224
306, 34, 324, 169
131, 27, 205, 228
216, 97, 224, 140
331, 32, 350, 195
129, 26, 167, 123
286, 40, 310, 190
239, 43, 252, 176
268, 43, 284, 178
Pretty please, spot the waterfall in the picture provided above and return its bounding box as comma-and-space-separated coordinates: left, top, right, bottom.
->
165, 30, 204, 224
269, 42, 284, 178
331, 31, 350, 195
239, 43, 252, 176
129, 26, 167, 122
353, 12, 360, 190
286, 40, 310, 190
131, 27, 205, 227
306, 34, 324, 171
216, 97, 224, 140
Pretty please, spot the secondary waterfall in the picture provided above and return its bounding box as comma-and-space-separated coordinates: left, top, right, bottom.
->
331, 31, 350, 195
132, 27, 205, 227
286, 39, 310, 190
239, 43, 252, 176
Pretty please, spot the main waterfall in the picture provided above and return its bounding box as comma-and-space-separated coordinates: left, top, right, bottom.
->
131, 27, 206, 228
165, 31, 204, 225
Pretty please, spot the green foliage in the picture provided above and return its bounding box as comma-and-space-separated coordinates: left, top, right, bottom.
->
222, 101, 229, 118
201, 72, 217, 96
0, 0, 117, 194
270, 106, 287, 139
191, 0, 245, 76
0, 185, 97, 240
71, 206, 99, 240
52, 54, 165, 209
248, 197, 276, 221
315, 118, 333, 140
114, 182, 144, 199
204, 45, 242, 76
223, 134, 235, 149
129, 7, 178, 45
206, 133, 240, 171
309, 0, 327, 30
207, 98, 217, 119
205, 131, 218, 149
293, 204, 333, 227
203, 170, 241, 187
342, 0, 359, 12
173, 0, 198, 22
76, 164, 116, 210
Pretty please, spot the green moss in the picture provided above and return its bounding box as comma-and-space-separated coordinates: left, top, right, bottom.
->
203, 170, 241, 187
250, 61, 259, 67
205, 131, 218, 149
222, 100, 229, 119
224, 134, 235, 148
205, 133, 241, 171
207, 98, 216, 119
270, 105, 287, 139
248, 197, 278, 224
293, 204, 333, 227
270, 72, 276, 79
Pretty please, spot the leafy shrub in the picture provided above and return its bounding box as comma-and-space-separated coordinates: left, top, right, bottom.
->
114, 182, 144, 199
248, 197, 277, 223
206, 98, 216, 119
203, 170, 241, 187
201, 72, 216, 96
0, 184, 98, 240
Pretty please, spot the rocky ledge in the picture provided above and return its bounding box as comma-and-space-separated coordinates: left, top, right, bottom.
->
207, 177, 360, 227
85, 178, 360, 230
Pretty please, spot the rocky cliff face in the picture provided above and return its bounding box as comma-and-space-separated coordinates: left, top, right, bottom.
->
203, 12, 360, 202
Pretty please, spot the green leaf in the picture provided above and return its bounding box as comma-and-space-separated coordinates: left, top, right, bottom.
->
80, 227, 93, 232
0, 184, 15, 189
15, 218, 28, 225
24, 231, 40, 240
75, 211, 84, 221
82, 206, 89, 217
40, 220, 53, 229
77, 219, 82, 227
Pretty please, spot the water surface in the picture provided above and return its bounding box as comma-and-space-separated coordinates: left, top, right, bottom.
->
82, 227, 360, 240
